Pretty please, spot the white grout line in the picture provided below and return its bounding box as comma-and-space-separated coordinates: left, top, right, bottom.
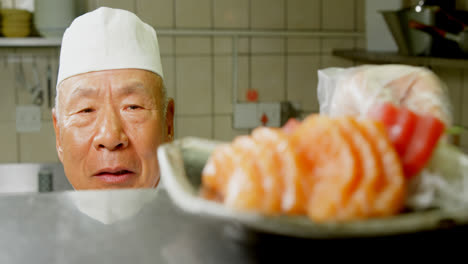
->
283, 0, 288, 102
232, 36, 239, 105
210, 0, 215, 139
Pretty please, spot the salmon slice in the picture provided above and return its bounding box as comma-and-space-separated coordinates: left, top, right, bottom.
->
201, 144, 235, 201
252, 127, 305, 214
201, 114, 406, 222
251, 128, 284, 214
335, 117, 381, 219
334, 117, 364, 219
223, 136, 265, 211
359, 121, 406, 216
290, 115, 357, 222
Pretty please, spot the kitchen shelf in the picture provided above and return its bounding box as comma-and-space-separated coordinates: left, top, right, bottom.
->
333, 49, 468, 69
0, 37, 61, 47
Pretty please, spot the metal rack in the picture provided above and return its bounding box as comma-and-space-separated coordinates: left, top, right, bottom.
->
0, 37, 61, 47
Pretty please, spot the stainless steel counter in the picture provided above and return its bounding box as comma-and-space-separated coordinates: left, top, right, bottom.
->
1, 159, 467, 262
0, 187, 259, 264
1, 186, 468, 262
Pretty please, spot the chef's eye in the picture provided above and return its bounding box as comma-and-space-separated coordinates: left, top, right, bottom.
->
126, 105, 143, 110
78, 108, 94, 114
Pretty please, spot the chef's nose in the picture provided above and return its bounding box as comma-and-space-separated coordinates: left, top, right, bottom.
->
93, 107, 129, 151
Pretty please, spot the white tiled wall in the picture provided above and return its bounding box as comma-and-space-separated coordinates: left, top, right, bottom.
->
286, 0, 321, 29
251, 55, 286, 101
0, 62, 16, 122
175, 37, 212, 55
287, 55, 321, 112
176, 115, 213, 139
214, 115, 247, 141
287, 38, 320, 53
136, 0, 174, 28
0, 122, 17, 163
214, 37, 249, 54
0, 47, 60, 163
213, 0, 249, 29
96, 0, 135, 12
159, 37, 175, 55
322, 0, 355, 30
161, 55, 176, 98
251, 38, 284, 54
175, 56, 212, 115
18, 121, 58, 163
175, 0, 212, 28
321, 38, 355, 54
251, 0, 285, 29
2, 0, 468, 163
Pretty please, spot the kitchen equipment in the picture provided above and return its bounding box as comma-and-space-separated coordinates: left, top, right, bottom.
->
29, 60, 43, 106
0, 163, 71, 193
409, 20, 468, 53
404, 5, 438, 55
158, 137, 468, 240
380, 6, 436, 56
34, 0, 76, 38
13, 59, 45, 106
366, 0, 404, 53
0, 162, 73, 193
414, 0, 456, 12
381, 5, 467, 57
381, 10, 411, 55
0, 8, 32, 37
38, 168, 53, 192
435, 8, 468, 33
1, 0, 34, 12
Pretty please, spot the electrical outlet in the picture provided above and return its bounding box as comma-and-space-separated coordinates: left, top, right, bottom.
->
233, 103, 259, 129
257, 102, 281, 127
233, 101, 299, 129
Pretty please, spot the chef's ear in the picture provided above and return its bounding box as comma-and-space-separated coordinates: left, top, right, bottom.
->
165, 98, 175, 142
52, 108, 64, 162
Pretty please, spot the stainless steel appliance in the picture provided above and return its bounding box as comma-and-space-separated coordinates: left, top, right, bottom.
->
381, 4, 468, 57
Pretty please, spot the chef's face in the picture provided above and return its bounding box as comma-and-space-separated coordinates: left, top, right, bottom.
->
53, 69, 174, 190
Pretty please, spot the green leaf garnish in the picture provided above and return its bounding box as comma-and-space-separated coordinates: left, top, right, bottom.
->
446, 126, 466, 135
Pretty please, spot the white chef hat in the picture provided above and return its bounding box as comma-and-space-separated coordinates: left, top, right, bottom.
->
57, 7, 164, 87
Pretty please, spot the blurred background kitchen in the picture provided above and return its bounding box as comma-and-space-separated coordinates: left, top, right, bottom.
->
0, 0, 467, 192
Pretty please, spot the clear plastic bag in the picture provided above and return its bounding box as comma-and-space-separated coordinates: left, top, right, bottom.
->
317, 64, 453, 126
316, 64, 468, 211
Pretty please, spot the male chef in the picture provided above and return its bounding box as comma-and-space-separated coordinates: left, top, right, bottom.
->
53, 7, 174, 190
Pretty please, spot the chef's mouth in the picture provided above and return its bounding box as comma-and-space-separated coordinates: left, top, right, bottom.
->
94, 170, 134, 176
93, 168, 136, 184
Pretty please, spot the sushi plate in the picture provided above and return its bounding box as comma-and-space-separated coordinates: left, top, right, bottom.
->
157, 137, 468, 240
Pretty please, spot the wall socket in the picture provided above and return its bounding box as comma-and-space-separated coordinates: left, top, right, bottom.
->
233, 101, 299, 129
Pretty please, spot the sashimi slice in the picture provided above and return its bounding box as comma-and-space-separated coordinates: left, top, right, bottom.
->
290, 115, 358, 222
